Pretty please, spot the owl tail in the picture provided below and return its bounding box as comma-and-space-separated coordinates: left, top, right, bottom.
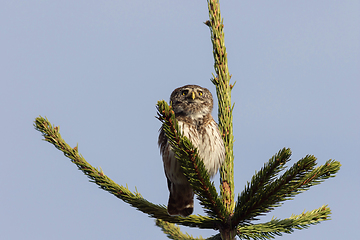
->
167, 182, 194, 217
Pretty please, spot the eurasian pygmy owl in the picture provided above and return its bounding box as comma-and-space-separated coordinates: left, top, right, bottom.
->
158, 84, 225, 217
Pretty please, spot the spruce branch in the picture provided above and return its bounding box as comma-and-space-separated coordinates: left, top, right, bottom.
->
206, 234, 222, 240
236, 205, 331, 240
156, 101, 227, 221
156, 219, 223, 240
156, 219, 224, 240
156, 219, 206, 240
232, 153, 340, 226
232, 148, 292, 225
34, 116, 216, 229
206, 0, 235, 214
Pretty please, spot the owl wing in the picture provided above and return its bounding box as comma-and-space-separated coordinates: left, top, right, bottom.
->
158, 124, 189, 185
158, 124, 194, 217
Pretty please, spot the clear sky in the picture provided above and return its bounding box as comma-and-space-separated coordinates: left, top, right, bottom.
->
1, 1, 359, 239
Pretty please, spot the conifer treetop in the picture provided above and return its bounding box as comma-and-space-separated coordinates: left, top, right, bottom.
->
34, 0, 341, 239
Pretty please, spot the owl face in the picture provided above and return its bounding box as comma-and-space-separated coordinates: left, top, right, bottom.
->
170, 85, 213, 121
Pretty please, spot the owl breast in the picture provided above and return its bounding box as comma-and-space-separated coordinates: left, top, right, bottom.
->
179, 120, 225, 177
162, 118, 225, 185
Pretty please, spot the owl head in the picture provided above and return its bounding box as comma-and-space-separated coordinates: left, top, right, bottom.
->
170, 85, 214, 121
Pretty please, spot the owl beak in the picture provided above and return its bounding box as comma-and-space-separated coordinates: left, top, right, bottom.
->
191, 92, 195, 100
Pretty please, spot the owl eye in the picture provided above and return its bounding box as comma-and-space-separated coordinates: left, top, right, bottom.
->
182, 90, 189, 96
198, 91, 203, 96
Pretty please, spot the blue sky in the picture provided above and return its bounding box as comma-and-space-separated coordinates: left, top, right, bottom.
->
1, 1, 359, 239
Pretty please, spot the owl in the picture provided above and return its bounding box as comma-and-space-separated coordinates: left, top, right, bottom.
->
158, 84, 225, 217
